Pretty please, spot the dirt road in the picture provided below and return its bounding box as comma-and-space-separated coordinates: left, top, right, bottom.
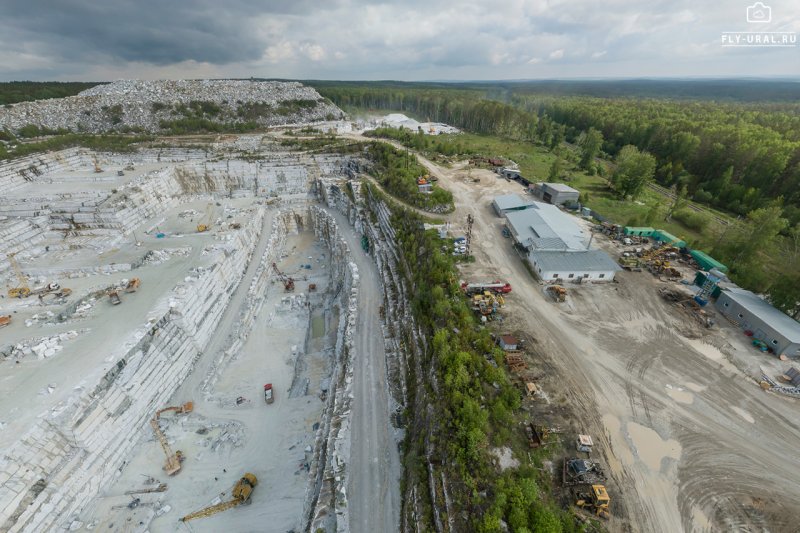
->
401, 148, 800, 532
326, 207, 402, 533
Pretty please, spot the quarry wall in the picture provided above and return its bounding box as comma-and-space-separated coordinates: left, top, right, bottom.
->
0, 208, 269, 532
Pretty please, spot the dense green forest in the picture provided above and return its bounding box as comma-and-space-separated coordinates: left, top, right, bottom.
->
0, 81, 99, 105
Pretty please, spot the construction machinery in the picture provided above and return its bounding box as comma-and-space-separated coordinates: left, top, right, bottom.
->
125, 483, 168, 495
563, 458, 606, 486
197, 203, 214, 233
151, 402, 193, 476
0, 315, 11, 328
264, 383, 274, 404
108, 290, 122, 305
461, 281, 512, 296
93, 156, 103, 173
546, 285, 567, 302
575, 484, 610, 519
179, 473, 258, 522
124, 278, 141, 293
6, 254, 31, 299
271, 262, 295, 292
155, 401, 194, 420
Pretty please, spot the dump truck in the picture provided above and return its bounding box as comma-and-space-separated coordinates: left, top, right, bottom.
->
0, 315, 11, 328
179, 473, 258, 522
108, 290, 122, 305
575, 484, 610, 519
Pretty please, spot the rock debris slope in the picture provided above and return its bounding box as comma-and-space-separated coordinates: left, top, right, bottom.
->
0, 79, 344, 134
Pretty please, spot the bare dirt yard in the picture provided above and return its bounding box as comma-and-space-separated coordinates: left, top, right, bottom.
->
410, 151, 800, 533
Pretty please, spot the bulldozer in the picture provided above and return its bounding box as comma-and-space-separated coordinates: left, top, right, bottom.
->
546, 285, 567, 302
151, 402, 193, 476
575, 484, 610, 519
179, 473, 258, 522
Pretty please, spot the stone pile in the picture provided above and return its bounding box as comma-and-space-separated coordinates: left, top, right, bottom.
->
0, 79, 344, 134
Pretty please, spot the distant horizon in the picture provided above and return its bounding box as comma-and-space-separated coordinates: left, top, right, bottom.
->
4, 76, 800, 83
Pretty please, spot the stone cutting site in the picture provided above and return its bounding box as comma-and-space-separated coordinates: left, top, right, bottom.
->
0, 121, 391, 532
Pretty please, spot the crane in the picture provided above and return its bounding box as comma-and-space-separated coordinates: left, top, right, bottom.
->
150, 401, 193, 476
197, 203, 214, 233
179, 473, 258, 522
6, 253, 31, 298
271, 262, 295, 292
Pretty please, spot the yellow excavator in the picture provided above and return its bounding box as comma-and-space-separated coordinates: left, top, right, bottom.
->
197, 203, 214, 233
6, 253, 31, 298
179, 473, 258, 522
150, 401, 193, 476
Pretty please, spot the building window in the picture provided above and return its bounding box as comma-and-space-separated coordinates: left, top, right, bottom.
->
568, 273, 574, 278
553, 274, 558, 279
583, 274, 589, 278
599, 274, 605, 278
724, 302, 729, 307
772, 339, 779, 345
738, 313, 744, 318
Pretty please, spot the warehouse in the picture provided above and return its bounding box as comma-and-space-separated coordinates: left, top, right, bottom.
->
716, 287, 800, 358
502, 199, 620, 282
529, 182, 580, 206
492, 193, 535, 216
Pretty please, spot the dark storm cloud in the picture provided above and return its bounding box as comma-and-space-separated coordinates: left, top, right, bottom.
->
2, 0, 323, 64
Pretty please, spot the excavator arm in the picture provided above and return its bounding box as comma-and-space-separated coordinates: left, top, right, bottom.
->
150, 419, 182, 476
179, 499, 240, 522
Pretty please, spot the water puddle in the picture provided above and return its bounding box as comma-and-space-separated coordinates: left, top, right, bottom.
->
627, 421, 682, 472
311, 315, 325, 338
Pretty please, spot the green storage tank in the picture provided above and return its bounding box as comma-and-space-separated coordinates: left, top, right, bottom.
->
652, 230, 686, 248
623, 226, 656, 236
690, 250, 728, 273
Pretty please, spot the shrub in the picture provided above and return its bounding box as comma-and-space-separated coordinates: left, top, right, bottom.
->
672, 207, 709, 231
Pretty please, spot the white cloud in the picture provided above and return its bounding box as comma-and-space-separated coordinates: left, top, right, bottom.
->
1, 0, 798, 80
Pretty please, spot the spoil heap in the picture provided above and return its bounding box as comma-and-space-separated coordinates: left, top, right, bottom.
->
0, 79, 344, 134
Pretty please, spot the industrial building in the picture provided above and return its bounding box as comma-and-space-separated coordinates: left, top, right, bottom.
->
502, 199, 620, 282
716, 287, 800, 358
529, 182, 580, 206
492, 194, 535, 216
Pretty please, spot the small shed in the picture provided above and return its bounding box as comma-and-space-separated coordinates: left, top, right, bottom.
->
530, 182, 580, 206
498, 335, 519, 351
783, 367, 800, 387
492, 194, 535, 216
690, 250, 728, 273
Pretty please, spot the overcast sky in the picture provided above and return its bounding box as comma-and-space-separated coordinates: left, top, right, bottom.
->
1, 0, 798, 81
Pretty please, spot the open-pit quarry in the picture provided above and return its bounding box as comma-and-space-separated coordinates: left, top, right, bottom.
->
0, 130, 401, 532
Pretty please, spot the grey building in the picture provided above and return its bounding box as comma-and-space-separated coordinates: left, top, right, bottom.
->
530, 182, 580, 206
502, 199, 620, 282
497, 167, 522, 180
716, 287, 800, 358
492, 194, 535, 216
